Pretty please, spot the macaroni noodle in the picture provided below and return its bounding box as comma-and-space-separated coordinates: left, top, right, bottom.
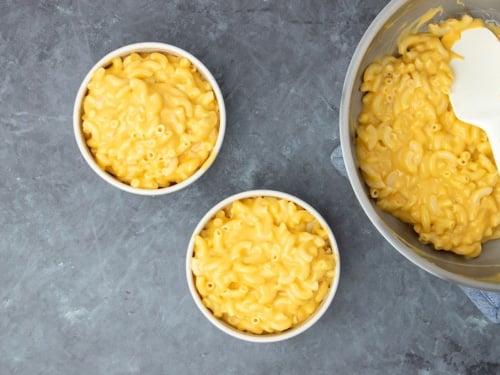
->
356, 15, 500, 257
191, 197, 336, 334
82, 52, 219, 189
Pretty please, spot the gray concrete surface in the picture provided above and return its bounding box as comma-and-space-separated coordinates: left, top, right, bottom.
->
1, 0, 499, 374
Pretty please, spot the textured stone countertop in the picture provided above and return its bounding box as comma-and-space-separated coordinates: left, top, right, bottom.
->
1, 1, 500, 374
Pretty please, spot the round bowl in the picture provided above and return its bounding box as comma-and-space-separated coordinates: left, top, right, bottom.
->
340, 0, 500, 290
73, 42, 226, 195
186, 190, 341, 342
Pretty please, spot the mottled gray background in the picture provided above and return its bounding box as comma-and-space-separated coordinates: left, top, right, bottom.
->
1, 0, 499, 374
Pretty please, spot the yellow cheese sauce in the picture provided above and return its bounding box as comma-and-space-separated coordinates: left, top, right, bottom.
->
82, 52, 220, 189
356, 13, 500, 257
191, 197, 336, 334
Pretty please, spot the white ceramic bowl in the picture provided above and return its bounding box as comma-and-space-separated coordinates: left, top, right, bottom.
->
340, 0, 500, 290
186, 190, 341, 342
73, 42, 226, 195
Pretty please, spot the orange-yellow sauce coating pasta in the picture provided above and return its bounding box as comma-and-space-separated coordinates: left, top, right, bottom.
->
356, 15, 500, 257
82, 52, 219, 189
191, 197, 336, 334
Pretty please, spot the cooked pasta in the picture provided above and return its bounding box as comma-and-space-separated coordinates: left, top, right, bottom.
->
82, 52, 219, 189
191, 196, 336, 334
356, 14, 500, 257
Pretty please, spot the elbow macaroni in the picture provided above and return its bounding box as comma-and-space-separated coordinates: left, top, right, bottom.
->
356, 15, 500, 257
191, 197, 336, 335
82, 52, 219, 189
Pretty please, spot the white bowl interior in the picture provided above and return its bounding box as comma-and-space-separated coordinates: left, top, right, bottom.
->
73, 42, 226, 196
340, 0, 500, 291
185, 190, 341, 342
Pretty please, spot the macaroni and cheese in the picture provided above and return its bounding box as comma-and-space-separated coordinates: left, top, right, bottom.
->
356, 15, 500, 257
82, 52, 219, 189
191, 196, 336, 334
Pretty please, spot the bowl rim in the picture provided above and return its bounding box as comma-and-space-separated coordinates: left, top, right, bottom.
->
339, 0, 500, 291
73, 42, 226, 196
185, 189, 341, 343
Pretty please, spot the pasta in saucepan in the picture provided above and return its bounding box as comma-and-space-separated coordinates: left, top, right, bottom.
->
356, 14, 500, 257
